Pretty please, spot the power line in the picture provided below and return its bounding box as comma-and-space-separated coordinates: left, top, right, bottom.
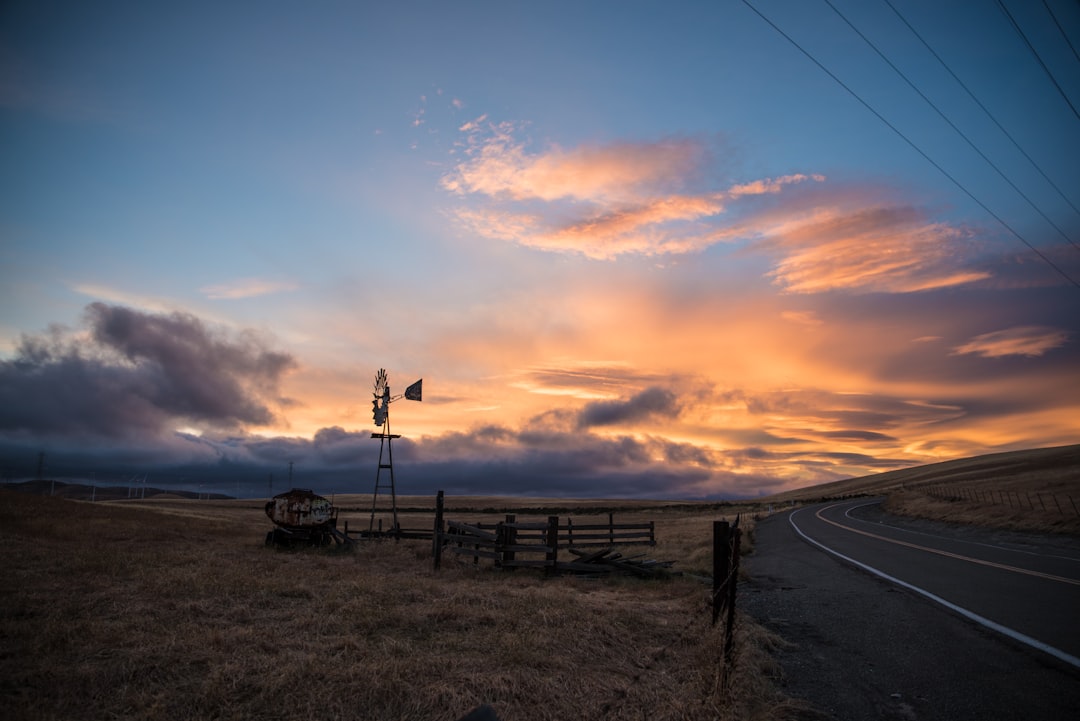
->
822, 0, 1080, 253
1041, 0, 1080, 68
882, 0, 1080, 241
739, 0, 1080, 289
996, 0, 1080, 122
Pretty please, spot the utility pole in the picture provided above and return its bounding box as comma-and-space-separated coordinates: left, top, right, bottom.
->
37, 452, 55, 495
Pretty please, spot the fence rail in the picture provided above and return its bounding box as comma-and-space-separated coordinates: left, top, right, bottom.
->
432, 491, 655, 573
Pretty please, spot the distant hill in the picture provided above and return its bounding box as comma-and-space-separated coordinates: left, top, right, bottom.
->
0, 480, 232, 502
763, 444, 1080, 503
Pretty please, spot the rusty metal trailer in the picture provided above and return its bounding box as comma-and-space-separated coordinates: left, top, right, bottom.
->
264, 488, 350, 547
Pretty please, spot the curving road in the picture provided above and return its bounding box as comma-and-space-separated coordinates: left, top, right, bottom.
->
741, 499, 1080, 721
789, 498, 1080, 668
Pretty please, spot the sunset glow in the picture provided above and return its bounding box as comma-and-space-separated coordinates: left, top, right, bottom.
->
2, 1, 1078, 498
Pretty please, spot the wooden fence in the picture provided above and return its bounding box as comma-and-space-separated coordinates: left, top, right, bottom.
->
432, 491, 656, 573
919, 484, 1080, 516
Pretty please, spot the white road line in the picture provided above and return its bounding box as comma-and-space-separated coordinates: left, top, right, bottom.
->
818, 504, 1080, 584
788, 506, 1080, 671
842, 499, 1080, 564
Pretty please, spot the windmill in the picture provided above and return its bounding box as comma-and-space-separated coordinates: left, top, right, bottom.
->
368, 368, 422, 533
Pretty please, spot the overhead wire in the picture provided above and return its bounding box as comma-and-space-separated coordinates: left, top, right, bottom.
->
881, 0, 1080, 246
738, 0, 1080, 289
821, 0, 1080, 253
1041, 0, 1080, 67
996, 0, 1080, 122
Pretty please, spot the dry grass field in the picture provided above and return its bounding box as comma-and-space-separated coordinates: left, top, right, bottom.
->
0, 490, 806, 721
6, 444, 1076, 720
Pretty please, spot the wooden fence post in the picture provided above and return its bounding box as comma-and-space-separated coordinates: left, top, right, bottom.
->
495, 521, 505, 570
502, 514, 516, 568
608, 512, 615, 545
545, 516, 559, 575
649, 520, 655, 546
432, 490, 445, 570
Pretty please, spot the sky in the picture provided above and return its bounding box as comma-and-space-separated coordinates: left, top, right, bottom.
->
2, 0, 1079, 500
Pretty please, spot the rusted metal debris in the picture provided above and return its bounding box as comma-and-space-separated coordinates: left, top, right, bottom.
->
264, 488, 350, 547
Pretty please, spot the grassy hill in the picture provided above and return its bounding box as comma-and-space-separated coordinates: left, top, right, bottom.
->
764, 444, 1080, 535
0, 479, 231, 501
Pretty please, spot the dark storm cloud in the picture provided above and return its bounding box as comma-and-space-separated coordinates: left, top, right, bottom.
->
0, 303, 296, 439
2, 419, 736, 500
375, 419, 732, 498
1, 404, 906, 500
577, 387, 681, 429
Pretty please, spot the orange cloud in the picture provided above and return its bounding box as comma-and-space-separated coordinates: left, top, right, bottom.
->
759, 205, 990, 293
727, 173, 826, 197
443, 126, 833, 259
442, 124, 984, 295
951, 326, 1069, 358
265, 269, 1078, 493
443, 131, 704, 202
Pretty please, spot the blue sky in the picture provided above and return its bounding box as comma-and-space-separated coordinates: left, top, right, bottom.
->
2, 1, 1079, 498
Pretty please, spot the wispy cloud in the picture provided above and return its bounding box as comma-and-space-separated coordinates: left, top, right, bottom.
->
759, 205, 990, 293
510, 361, 664, 400
71, 283, 178, 314
781, 310, 823, 327
728, 174, 825, 197
441, 124, 985, 294
442, 124, 827, 259
952, 326, 1069, 358
201, 278, 299, 300
443, 127, 705, 202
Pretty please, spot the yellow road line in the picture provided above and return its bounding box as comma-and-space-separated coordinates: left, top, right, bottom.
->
815, 504, 1080, 586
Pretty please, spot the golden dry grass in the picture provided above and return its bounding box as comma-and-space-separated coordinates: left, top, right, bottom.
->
9, 445, 1066, 719
0, 490, 799, 721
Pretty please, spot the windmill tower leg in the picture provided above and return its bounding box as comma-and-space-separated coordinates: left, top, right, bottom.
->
369, 419, 402, 534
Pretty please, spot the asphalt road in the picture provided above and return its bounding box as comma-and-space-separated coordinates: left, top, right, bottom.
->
741, 500, 1080, 721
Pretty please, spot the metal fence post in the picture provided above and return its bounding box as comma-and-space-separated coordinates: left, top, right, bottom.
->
724, 524, 742, 663
712, 520, 730, 626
